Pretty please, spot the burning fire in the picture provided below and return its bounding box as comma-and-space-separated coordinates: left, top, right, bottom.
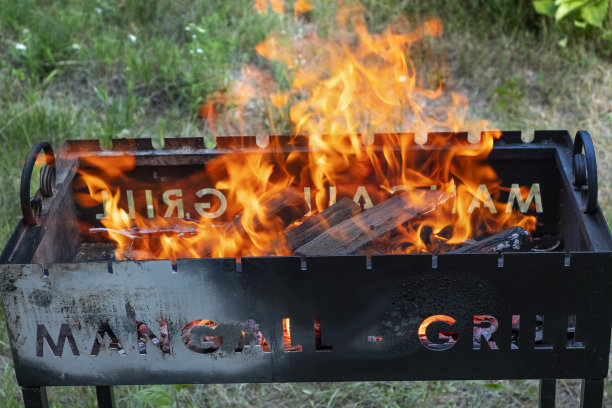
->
77, 3, 536, 261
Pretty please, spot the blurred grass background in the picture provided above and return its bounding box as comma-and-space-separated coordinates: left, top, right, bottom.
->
0, 0, 611, 406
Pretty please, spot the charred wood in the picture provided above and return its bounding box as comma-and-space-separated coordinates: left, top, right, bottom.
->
450, 226, 531, 254
231, 186, 309, 234
295, 190, 452, 256
284, 197, 361, 251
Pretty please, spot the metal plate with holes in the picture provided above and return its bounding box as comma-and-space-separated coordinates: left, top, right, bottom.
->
2, 252, 611, 387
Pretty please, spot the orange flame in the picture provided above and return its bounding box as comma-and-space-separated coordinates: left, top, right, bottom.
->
254, 0, 284, 15
294, 0, 312, 19
78, 4, 536, 260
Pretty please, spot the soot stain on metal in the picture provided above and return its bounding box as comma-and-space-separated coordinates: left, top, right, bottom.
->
2, 276, 18, 293
28, 289, 53, 308
125, 302, 136, 321
381, 274, 497, 351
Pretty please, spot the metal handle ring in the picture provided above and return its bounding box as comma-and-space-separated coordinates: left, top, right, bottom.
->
572, 130, 598, 214
20, 142, 56, 225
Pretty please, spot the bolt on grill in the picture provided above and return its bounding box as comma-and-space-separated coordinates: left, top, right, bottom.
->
1, 130, 611, 408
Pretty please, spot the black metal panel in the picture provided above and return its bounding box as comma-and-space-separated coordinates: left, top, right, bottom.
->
494, 130, 522, 144
111, 138, 154, 152
2, 132, 612, 408
533, 130, 573, 149
2, 252, 611, 387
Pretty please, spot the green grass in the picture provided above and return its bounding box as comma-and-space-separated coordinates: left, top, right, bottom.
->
1, 0, 612, 406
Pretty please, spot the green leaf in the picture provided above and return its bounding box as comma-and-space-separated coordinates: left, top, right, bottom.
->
494, 86, 509, 95
93, 86, 107, 105
579, 0, 610, 26
484, 383, 506, 391
42, 69, 59, 87
533, 0, 557, 16
574, 19, 589, 26
135, 385, 172, 408
555, 0, 593, 21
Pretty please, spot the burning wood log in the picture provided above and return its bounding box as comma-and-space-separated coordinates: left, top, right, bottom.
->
230, 186, 309, 234
186, 186, 308, 257
450, 226, 531, 254
283, 197, 361, 251
295, 190, 453, 256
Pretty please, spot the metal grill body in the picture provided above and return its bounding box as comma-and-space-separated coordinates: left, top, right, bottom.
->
1, 130, 611, 407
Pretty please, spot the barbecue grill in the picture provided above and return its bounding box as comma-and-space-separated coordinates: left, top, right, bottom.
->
1, 130, 611, 408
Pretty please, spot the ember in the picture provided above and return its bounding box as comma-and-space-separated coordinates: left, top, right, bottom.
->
77, 5, 537, 261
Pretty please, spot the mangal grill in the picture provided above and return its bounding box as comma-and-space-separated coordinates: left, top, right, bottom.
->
1, 130, 611, 408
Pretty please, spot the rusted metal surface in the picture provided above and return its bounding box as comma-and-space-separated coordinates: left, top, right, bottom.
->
1, 252, 612, 387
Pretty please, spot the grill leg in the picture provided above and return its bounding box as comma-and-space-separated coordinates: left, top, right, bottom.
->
21, 387, 49, 408
539, 379, 556, 408
580, 379, 604, 408
96, 385, 116, 408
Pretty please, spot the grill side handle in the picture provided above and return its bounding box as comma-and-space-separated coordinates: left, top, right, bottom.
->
20, 142, 56, 226
573, 130, 598, 214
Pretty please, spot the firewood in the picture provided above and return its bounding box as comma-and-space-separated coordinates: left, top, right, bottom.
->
283, 197, 361, 251
231, 186, 309, 233
295, 190, 453, 256
450, 226, 531, 254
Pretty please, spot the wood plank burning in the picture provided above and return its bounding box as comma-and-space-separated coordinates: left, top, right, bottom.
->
88, 187, 536, 257
231, 186, 309, 233
450, 226, 531, 254
295, 190, 453, 256
283, 197, 361, 251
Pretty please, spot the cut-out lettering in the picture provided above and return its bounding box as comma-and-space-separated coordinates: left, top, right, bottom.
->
303, 187, 312, 216
90, 322, 126, 356
353, 186, 373, 209
511, 315, 520, 350
566, 315, 585, 349
473, 315, 499, 350
418, 315, 457, 351
145, 190, 154, 218
95, 190, 109, 220
506, 183, 543, 213
163, 189, 185, 218
137, 321, 170, 355
235, 319, 271, 353
314, 318, 333, 352
36, 324, 79, 357
328, 186, 336, 206
194, 188, 227, 218
467, 184, 497, 214
182, 319, 222, 354
126, 189, 135, 218
283, 318, 302, 352
535, 314, 554, 350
